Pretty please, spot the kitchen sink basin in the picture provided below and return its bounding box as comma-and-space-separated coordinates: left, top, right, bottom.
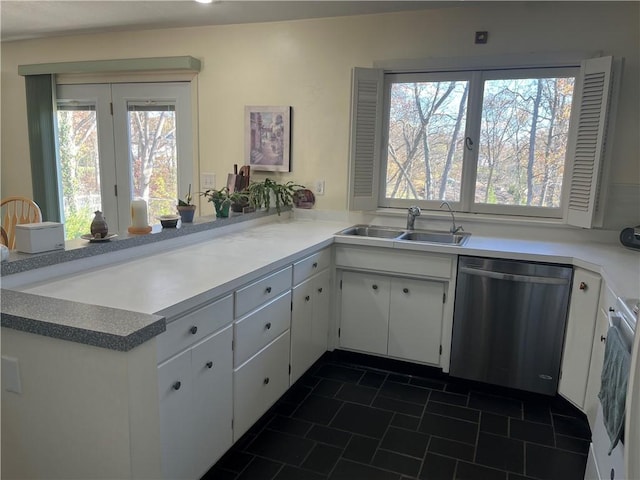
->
397, 230, 471, 246
336, 225, 471, 245
337, 225, 405, 239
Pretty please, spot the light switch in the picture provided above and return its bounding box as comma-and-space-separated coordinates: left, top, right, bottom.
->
2, 355, 22, 394
201, 173, 216, 190
315, 180, 325, 196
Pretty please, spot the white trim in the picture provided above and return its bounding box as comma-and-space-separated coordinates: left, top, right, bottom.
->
374, 51, 598, 73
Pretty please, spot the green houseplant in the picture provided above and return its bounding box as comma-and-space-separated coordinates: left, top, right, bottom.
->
201, 187, 236, 218
246, 178, 304, 215
176, 184, 196, 223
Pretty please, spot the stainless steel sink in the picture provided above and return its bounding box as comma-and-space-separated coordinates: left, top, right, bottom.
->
337, 225, 405, 239
337, 225, 471, 245
397, 230, 471, 246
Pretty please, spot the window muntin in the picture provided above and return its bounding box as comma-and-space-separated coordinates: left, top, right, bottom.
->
381, 67, 577, 217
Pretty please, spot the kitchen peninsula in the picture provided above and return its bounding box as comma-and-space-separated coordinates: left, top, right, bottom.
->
1, 211, 639, 479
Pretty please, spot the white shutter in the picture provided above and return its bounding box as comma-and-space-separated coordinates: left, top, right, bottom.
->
566, 56, 614, 228
348, 67, 383, 211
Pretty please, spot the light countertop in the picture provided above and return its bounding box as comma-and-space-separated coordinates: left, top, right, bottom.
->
3, 215, 639, 350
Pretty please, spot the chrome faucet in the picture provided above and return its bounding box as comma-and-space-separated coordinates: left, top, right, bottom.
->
440, 201, 463, 234
406, 206, 421, 230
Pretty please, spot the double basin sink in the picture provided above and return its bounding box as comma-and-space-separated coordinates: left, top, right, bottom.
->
337, 225, 471, 246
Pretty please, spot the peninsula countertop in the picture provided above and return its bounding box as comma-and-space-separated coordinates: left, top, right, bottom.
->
2, 214, 639, 351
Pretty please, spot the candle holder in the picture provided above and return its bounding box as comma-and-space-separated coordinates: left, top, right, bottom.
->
127, 225, 152, 235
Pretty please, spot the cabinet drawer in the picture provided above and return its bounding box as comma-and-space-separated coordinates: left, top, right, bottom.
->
234, 291, 291, 367
335, 245, 452, 279
235, 266, 292, 318
233, 330, 291, 440
157, 295, 233, 363
293, 248, 331, 285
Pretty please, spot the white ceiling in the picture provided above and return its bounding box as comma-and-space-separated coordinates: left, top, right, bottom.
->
0, 0, 454, 42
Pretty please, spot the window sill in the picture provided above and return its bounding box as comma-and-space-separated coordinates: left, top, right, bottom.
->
373, 208, 570, 229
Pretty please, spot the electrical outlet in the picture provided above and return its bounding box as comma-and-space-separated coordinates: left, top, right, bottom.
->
2, 356, 22, 394
315, 180, 325, 196
201, 173, 216, 190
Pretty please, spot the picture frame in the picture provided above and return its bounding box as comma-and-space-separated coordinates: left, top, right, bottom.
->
245, 105, 291, 172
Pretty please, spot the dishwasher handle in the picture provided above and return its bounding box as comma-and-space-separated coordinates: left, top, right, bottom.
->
458, 266, 570, 285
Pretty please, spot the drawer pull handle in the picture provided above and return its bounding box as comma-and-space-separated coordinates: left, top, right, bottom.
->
318, 287, 323, 293
372, 284, 378, 290
265, 286, 272, 294
206, 361, 213, 369
190, 326, 198, 335
403, 288, 409, 294
312, 262, 318, 268
263, 377, 270, 385
609, 307, 615, 312
579, 281, 587, 291
305, 295, 310, 302
172, 381, 182, 391
265, 322, 272, 330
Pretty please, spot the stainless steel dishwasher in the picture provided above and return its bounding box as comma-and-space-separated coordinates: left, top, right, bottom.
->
450, 256, 573, 395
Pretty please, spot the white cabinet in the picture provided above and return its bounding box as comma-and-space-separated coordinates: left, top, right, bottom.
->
559, 268, 602, 409
388, 277, 444, 365
335, 245, 455, 369
232, 266, 292, 441
340, 271, 391, 355
291, 268, 331, 383
158, 323, 233, 480
339, 270, 444, 365
234, 331, 291, 440
290, 248, 332, 384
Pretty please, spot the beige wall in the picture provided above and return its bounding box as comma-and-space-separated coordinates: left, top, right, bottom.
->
2, 2, 638, 214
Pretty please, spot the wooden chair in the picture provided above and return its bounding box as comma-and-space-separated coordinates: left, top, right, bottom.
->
1, 196, 42, 249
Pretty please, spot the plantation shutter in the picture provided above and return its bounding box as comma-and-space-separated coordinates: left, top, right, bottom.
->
348, 68, 384, 211
566, 56, 614, 228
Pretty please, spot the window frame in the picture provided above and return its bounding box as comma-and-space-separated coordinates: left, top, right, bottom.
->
379, 66, 580, 219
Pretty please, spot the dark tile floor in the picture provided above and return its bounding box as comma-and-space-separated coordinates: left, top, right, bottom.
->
204, 351, 591, 480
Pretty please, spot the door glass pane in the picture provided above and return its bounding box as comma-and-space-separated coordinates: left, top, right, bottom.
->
127, 103, 177, 222
476, 76, 575, 208
385, 80, 468, 202
56, 103, 101, 240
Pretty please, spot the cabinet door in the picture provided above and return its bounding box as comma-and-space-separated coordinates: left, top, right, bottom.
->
191, 325, 233, 478
291, 277, 315, 383
311, 269, 331, 364
388, 278, 444, 365
339, 271, 390, 355
233, 331, 291, 441
559, 268, 601, 409
158, 350, 194, 480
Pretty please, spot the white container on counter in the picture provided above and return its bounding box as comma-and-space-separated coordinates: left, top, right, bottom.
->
15, 222, 65, 253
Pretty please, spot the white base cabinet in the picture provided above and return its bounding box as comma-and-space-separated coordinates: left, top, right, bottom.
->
388, 277, 444, 365
158, 324, 233, 480
339, 270, 444, 365
339, 271, 391, 355
233, 331, 291, 440
559, 268, 602, 409
291, 269, 331, 383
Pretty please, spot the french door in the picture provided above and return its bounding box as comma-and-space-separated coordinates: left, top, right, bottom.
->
55, 82, 192, 238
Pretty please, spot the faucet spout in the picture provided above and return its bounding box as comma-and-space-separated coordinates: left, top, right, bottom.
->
439, 201, 463, 234
406, 206, 421, 230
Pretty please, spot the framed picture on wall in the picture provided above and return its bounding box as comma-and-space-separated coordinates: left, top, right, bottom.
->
245, 106, 291, 172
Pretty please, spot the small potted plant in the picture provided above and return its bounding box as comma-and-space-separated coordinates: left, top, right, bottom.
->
201, 187, 233, 218
230, 190, 251, 213
176, 184, 197, 223
246, 178, 305, 215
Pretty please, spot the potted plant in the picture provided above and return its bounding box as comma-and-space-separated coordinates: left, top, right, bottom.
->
229, 190, 250, 213
246, 178, 304, 215
201, 187, 233, 218
176, 184, 197, 223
